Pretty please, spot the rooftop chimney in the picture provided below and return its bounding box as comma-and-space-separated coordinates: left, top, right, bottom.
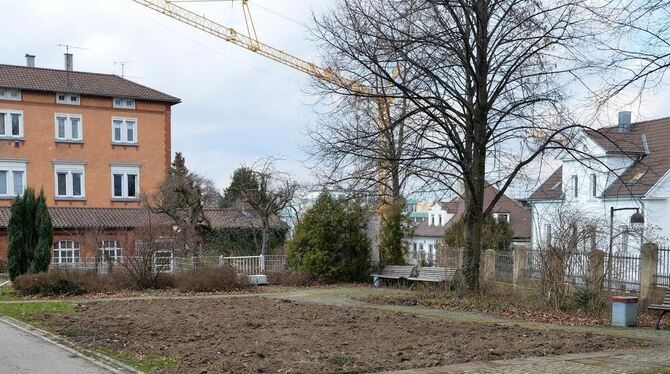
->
618, 111, 632, 133
25, 54, 35, 68
64, 53, 73, 71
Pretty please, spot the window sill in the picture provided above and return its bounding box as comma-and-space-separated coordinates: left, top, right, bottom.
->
111, 142, 138, 147
55, 197, 86, 201
0, 137, 24, 141
55, 140, 84, 144
0, 195, 19, 200
111, 197, 140, 202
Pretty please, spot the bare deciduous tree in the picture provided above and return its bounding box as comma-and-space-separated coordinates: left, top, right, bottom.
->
146, 153, 215, 254
311, 0, 606, 290
241, 159, 298, 255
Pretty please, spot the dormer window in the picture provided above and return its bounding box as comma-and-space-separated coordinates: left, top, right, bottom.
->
113, 98, 136, 109
56, 93, 80, 105
493, 212, 510, 223
0, 88, 21, 101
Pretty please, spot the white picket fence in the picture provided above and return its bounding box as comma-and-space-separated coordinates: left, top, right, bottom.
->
51, 254, 287, 275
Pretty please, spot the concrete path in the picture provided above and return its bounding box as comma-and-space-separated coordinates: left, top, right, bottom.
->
0, 318, 119, 374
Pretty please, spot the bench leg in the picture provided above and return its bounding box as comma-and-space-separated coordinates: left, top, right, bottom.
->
656, 311, 668, 330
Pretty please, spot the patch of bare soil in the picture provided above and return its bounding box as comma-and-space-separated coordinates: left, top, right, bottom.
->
362, 291, 664, 327
35, 297, 645, 373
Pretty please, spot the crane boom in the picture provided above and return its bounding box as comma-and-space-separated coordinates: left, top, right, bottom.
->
131, 0, 363, 92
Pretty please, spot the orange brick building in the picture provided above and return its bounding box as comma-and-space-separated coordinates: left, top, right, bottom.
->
0, 62, 179, 207
0, 56, 180, 267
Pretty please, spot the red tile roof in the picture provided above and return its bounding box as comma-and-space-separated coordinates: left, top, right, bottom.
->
413, 185, 531, 239
0, 64, 180, 104
530, 116, 670, 199
529, 167, 563, 201
0, 207, 280, 230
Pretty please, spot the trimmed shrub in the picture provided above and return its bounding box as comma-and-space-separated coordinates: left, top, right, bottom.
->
287, 192, 371, 282
176, 265, 249, 292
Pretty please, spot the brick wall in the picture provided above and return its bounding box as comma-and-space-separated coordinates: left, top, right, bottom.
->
0, 91, 171, 207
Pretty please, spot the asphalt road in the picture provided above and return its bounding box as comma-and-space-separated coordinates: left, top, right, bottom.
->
0, 319, 111, 374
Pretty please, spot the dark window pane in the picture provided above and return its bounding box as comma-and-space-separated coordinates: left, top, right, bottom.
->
0, 113, 5, 135
57, 172, 67, 196
113, 174, 123, 197
12, 171, 23, 195
127, 174, 136, 197
11, 113, 20, 136
0, 171, 7, 195
70, 117, 79, 139
72, 173, 82, 196
57, 117, 66, 138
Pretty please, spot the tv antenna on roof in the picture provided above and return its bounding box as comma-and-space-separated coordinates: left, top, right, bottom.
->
113, 61, 138, 78
56, 43, 89, 53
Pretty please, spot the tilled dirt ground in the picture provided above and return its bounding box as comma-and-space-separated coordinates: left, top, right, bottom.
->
35, 297, 646, 373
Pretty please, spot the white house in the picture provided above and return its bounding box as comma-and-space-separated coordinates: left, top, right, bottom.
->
529, 112, 670, 254
407, 186, 532, 265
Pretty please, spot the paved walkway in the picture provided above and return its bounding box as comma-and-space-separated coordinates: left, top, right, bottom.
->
0, 318, 113, 374
2, 286, 670, 373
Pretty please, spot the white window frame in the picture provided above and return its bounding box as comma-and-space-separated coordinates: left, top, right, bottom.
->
110, 165, 140, 200
54, 113, 83, 142
99, 240, 123, 263
0, 109, 24, 138
56, 93, 80, 105
54, 162, 85, 199
545, 224, 553, 246
493, 212, 511, 223
0, 88, 21, 101
53, 240, 80, 265
111, 117, 138, 144
153, 251, 174, 273
113, 97, 136, 109
0, 160, 26, 197
591, 174, 598, 197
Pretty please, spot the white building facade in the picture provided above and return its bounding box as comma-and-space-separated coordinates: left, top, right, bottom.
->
529, 113, 670, 254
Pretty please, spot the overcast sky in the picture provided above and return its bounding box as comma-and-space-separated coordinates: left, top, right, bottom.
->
0, 0, 328, 190
2, 0, 670, 197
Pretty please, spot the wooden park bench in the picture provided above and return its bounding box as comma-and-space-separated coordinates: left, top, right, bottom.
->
407, 267, 457, 289
371, 265, 416, 287
648, 288, 670, 330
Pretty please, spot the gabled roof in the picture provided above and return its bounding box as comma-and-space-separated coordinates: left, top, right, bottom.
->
438, 201, 460, 214
413, 185, 531, 239
534, 117, 670, 199
599, 117, 670, 197
0, 207, 281, 230
529, 167, 563, 201
0, 64, 180, 104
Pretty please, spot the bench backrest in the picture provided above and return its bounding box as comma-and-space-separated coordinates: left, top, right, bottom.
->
417, 267, 456, 282
379, 265, 416, 278
663, 288, 670, 306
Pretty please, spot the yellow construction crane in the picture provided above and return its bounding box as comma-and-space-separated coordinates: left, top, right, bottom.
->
130, 0, 371, 94
132, 0, 398, 207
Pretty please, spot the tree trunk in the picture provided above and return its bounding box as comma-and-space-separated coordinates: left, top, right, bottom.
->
462, 176, 485, 291
260, 223, 270, 256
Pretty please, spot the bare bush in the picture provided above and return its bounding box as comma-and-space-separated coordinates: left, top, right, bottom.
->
13, 270, 130, 296
175, 265, 249, 292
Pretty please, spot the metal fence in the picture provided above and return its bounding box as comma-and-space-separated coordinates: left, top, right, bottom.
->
51, 254, 287, 275
657, 245, 670, 287
523, 249, 640, 292
495, 252, 513, 282
526, 249, 543, 280
604, 254, 640, 292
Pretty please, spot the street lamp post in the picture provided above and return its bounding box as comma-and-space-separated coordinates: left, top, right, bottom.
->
607, 207, 645, 289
